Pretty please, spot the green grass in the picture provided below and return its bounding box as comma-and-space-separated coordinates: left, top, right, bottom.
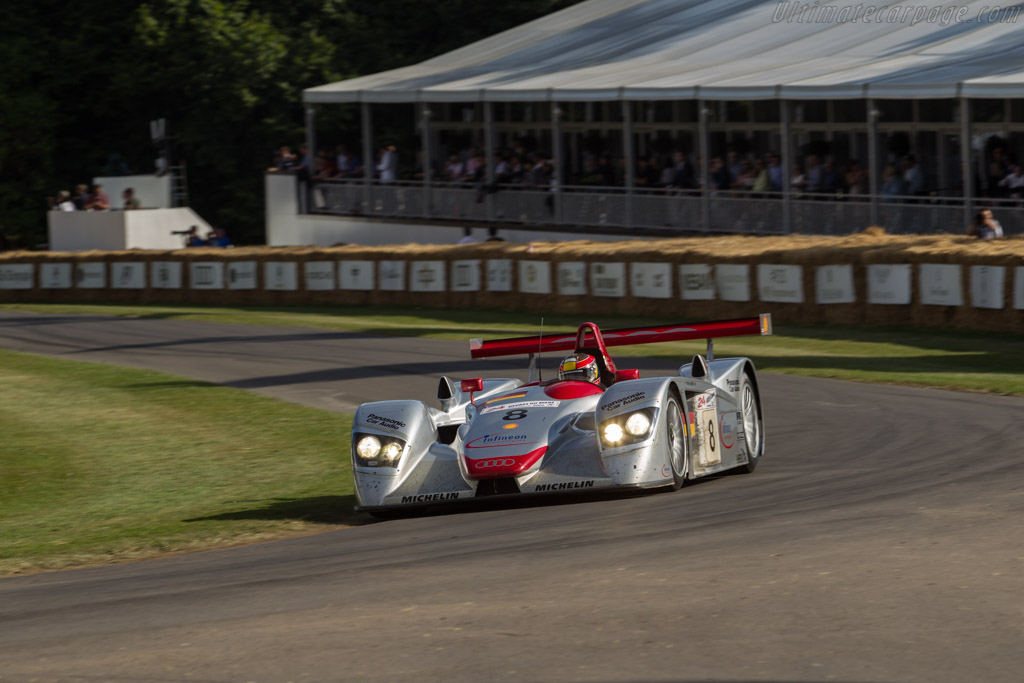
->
4, 302, 1024, 396
0, 348, 355, 575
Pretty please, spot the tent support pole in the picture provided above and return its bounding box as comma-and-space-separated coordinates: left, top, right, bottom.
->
622, 101, 634, 229
960, 97, 973, 229
420, 103, 432, 219
552, 102, 564, 224
780, 99, 792, 234
485, 101, 496, 222
699, 99, 710, 232
868, 99, 879, 227
304, 105, 316, 214
361, 102, 373, 215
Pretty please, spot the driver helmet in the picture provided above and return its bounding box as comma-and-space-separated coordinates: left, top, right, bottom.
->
558, 352, 600, 384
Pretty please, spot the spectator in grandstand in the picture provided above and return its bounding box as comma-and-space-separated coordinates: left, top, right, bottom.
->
121, 188, 141, 210
709, 157, 731, 194
804, 154, 824, 193
72, 184, 89, 210
579, 155, 602, 186
508, 156, 525, 184
750, 160, 771, 196
821, 160, 844, 195
529, 153, 551, 187
988, 147, 1009, 196
376, 145, 399, 183
634, 157, 656, 190
445, 154, 464, 182
845, 160, 868, 196
998, 165, 1024, 199
294, 144, 311, 181
902, 154, 925, 196
184, 226, 206, 247
968, 209, 1004, 239
494, 150, 512, 184
50, 190, 76, 211
597, 154, 616, 186
733, 160, 755, 192
464, 147, 483, 180
727, 150, 743, 184
669, 151, 696, 190
790, 165, 806, 196
881, 164, 905, 201
767, 153, 783, 191
269, 146, 296, 171
335, 145, 361, 178
457, 227, 477, 244
84, 184, 110, 210
207, 227, 232, 247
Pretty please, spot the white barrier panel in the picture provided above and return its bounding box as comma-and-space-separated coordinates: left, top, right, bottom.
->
340, 260, 375, 290
411, 261, 446, 292
519, 260, 551, 294
190, 262, 224, 290
227, 261, 257, 290
816, 265, 856, 304
970, 265, 1005, 310
679, 264, 714, 300
40, 263, 72, 289
591, 262, 626, 298
919, 264, 963, 307
758, 264, 803, 303
487, 259, 512, 292
305, 261, 336, 291
1015, 267, 1024, 310
557, 262, 587, 296
265, 262, 298, 291
867, 264, 911, 305
0, 264, 33, 290
76, 263, 107, 289
631, 263, 671, 299
112, 262, 146, 289
379, 260, 406, 291
152, 261, 182, 289
451, 260, 481, 292
716, 264, 750, 302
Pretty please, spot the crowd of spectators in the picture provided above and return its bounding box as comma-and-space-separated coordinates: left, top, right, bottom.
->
48, 183, 145, 211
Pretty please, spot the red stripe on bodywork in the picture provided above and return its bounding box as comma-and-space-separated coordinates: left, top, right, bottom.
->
466, 446, 548, 479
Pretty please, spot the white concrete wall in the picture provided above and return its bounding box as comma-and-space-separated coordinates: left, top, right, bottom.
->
93, 175, 171, 209
265, 173, 649, 246
49, 208, 212, 251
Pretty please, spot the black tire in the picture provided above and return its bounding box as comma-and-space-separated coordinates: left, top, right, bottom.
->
736, 370, 764, 474
664, 395, 688, 490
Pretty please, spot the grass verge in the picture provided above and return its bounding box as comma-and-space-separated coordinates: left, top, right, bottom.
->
3, 302, 1023, 397
0, 348, 355, 576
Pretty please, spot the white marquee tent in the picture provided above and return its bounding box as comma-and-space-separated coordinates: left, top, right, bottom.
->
304, 0, 1024, 103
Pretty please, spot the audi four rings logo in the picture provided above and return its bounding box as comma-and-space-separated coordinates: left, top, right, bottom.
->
475, 458, 515, 468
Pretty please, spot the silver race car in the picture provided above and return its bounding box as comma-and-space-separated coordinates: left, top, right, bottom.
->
351, 315, 772, 512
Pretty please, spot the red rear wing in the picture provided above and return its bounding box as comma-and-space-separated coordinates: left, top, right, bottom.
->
469, 314, 772, 359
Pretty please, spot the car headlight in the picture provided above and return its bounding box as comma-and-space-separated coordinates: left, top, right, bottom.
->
603, 422, 624, 443
599, 408, 657, 448
353, 432, 407, 468
625, 412, 651, 436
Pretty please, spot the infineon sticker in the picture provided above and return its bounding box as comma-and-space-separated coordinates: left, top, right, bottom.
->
481, 400, 560, 414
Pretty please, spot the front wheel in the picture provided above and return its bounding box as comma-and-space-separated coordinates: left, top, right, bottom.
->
664, 395, 688, 490
736, 370, 764, 474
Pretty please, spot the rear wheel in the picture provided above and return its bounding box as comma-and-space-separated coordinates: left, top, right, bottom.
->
736, 370, 764, 473
664, 395, 688, 490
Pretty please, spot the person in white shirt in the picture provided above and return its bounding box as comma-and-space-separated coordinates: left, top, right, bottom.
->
376, 145, 398, 183
998, 165, 1024, 198
52, 190, 76, 211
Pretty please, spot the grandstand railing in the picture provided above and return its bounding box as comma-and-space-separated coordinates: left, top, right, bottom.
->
310, 178, 1024, 236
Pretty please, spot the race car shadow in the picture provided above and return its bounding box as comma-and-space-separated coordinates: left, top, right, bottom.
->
184, 495, 372, 526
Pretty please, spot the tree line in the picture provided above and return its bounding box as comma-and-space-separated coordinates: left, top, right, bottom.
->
0, 0, 577, 247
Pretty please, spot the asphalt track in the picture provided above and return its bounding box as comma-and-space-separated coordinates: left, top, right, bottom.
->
1, 310, 1023, 683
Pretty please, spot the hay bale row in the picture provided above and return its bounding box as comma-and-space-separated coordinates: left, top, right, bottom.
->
1, 234, 1022, 333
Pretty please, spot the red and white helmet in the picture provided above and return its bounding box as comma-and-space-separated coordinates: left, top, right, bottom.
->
558, 352, 600, 384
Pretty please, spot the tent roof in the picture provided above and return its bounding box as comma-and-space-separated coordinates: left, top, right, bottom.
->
304, 0, 1024, 104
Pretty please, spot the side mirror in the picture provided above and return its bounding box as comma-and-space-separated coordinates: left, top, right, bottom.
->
614, 369, 639, 382
460, 378, 484, 403
460, 378, 483, 393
